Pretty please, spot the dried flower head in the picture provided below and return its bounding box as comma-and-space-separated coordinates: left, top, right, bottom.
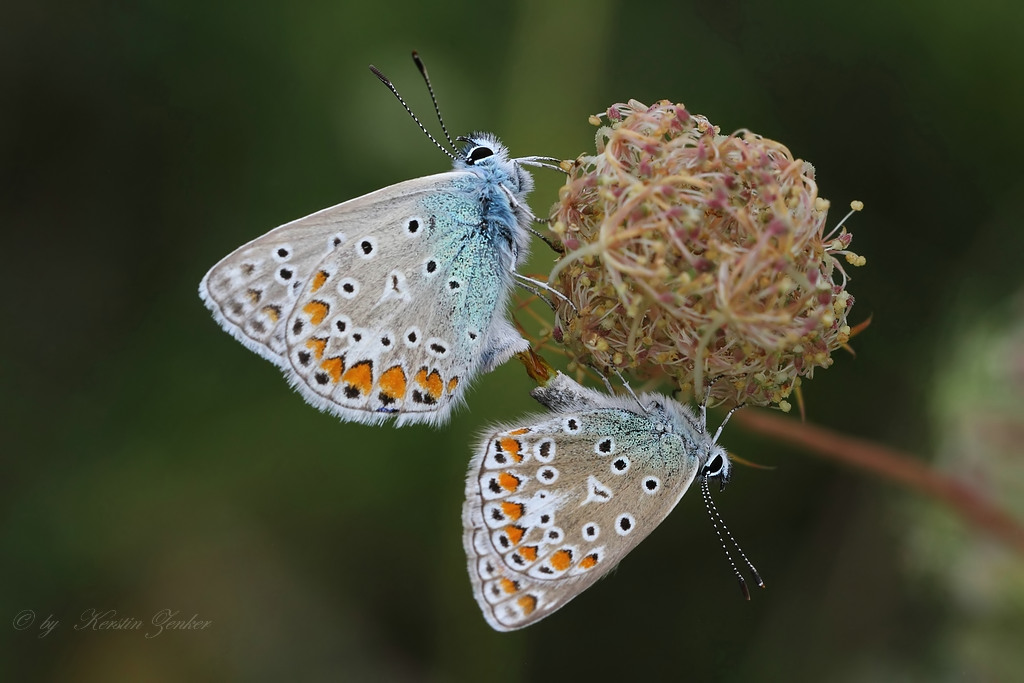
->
548, 99, 866, 409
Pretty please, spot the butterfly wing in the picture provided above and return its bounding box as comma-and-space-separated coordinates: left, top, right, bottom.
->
462, 406, 702, 631
200, 171, 528, 426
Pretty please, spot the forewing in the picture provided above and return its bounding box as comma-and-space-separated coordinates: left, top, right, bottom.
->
200, 171, 526, 425
463, 408, 701, 631
198, 178, 442, 364
280, 174, 526, 426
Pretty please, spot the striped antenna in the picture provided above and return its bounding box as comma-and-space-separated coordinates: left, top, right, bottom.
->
368, 61, 457, 161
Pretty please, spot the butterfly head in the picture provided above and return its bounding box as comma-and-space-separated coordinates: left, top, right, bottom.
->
640, 394, 733, 490
456, 132, 508, 166
702, 445, 732, 492
455, 132, 534, 199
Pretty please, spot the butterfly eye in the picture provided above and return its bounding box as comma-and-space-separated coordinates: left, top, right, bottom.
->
466, 145, 494, 164
707, 453, 725, 475
702, 450, 731, 490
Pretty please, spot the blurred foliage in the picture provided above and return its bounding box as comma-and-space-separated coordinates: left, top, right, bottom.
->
906, 293, 1024, 682
3, 0, 1023, 680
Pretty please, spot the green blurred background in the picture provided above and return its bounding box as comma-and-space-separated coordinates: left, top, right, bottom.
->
4, 0, 1024, 680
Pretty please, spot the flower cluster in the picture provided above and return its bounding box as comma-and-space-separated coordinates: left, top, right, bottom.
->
548, 100, 865, 409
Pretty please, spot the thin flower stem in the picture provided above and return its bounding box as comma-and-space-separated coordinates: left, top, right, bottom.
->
734, 409, 1024, 555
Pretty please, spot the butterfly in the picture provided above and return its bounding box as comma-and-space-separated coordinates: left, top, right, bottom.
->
198, 55, 560, 426
462, 372, 762, 630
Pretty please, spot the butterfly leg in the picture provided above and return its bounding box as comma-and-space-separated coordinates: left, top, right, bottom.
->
699, 375, 726, 431
578, 364, 616, 395
528, 226, 564, 254
711, 403, 744, 446
512, 272, 577, 312
515, 155, 569, 174
513, 276, 558, 312
700, 375, 744, 443
611, 368, 643, 409
499, 183, 564, 254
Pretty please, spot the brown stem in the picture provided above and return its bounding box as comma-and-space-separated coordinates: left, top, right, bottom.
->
515, 349, 555, 385
734, 409, 1024, 555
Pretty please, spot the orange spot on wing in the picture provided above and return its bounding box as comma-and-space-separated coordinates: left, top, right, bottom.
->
261, 305, 281, 322
319, 357, 344, 383
305, 337, 327, 360
580, 554, 599, 570
517, 595, 537, 615
342, 361, 374, 396
246, 288, 262, 304
497, 472, 521, 492
550, 549, 573, 571
508, 428, 530, 436
520, 546, 538, 562
498, 438, 523, 463
499, 578, 519, 594
504, 525, 526, 545
501, 501, 524, 521
379, 365, 407, 400
414, 367, 443, 400
310, 270, 329, 292
446, 376, 459, 393
302, 300, 330, 325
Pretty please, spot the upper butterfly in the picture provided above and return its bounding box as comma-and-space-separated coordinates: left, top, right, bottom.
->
199, 55, 554, 426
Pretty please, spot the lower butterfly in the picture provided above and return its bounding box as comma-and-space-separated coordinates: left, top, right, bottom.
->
198, 53, 561, 426
462, 372, 763, 630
